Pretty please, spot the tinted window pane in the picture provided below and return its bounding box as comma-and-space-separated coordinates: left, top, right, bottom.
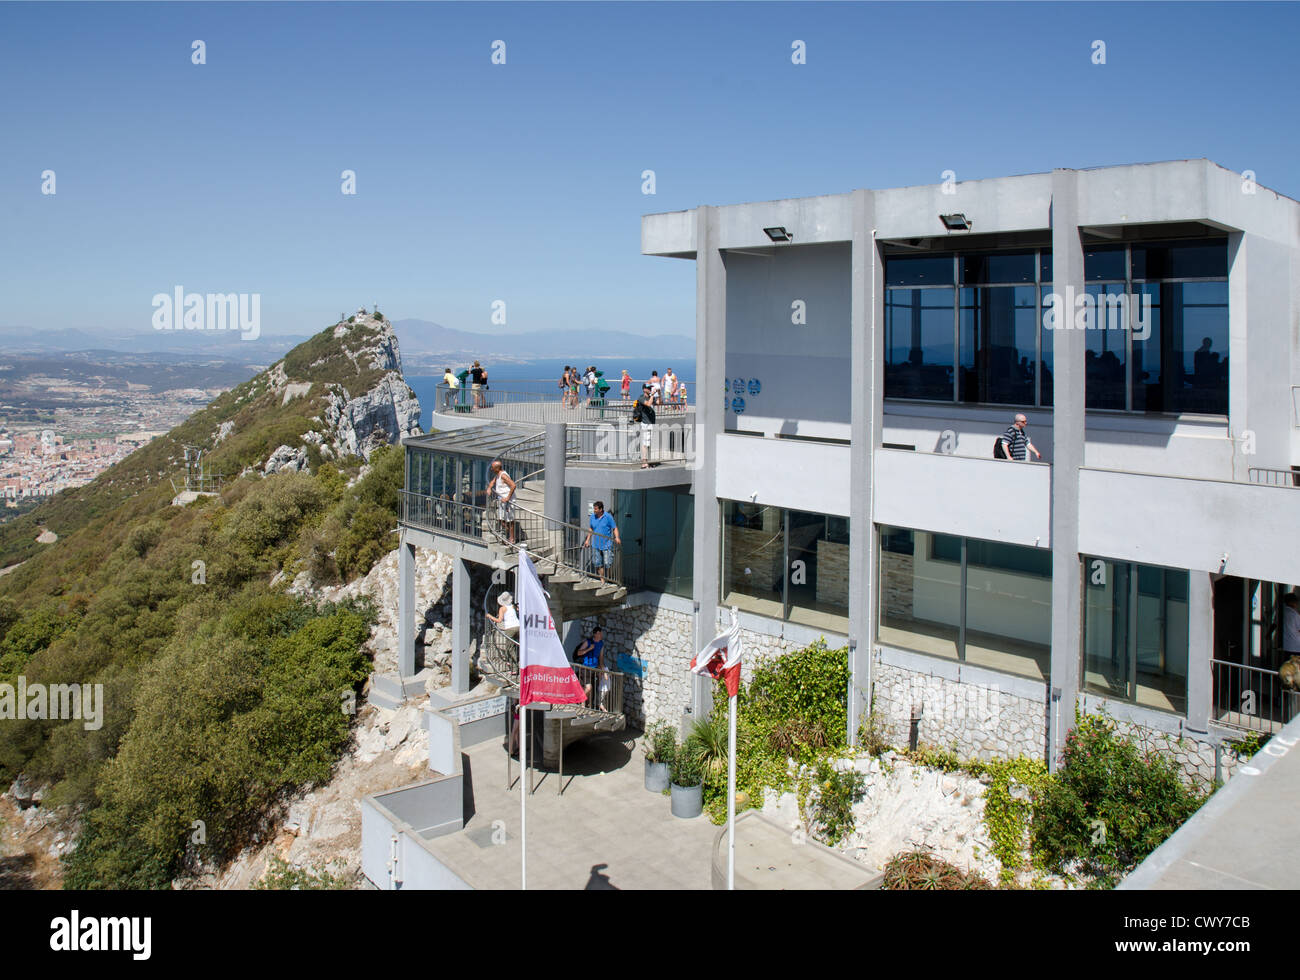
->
1085, 285, 1127, 409
1132, 239, 1228, 280
1039, 288, 1053, 406
1179, 281, 1229, 415
1039, 251, 1052, 283
722, 501, 784, 618
1085, 246, 1126, 281
878, 527, 960, 662
959, 286, 1037, 405
964, 540, 1051, 680
961, 251, 1035, 285
886, 254, 955, 286
884, 287, 955, 400
1131, 283, 1162, 412
787, 510, 848, 632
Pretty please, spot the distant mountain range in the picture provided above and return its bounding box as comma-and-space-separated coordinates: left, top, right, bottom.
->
0, 319, 696, 366
392, 319, 695, 365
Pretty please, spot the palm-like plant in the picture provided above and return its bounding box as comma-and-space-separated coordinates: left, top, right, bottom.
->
685, 711, 746, 782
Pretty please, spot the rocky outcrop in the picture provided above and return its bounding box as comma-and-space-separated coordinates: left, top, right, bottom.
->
322, 372, 421, 462
263, 444, 310, 474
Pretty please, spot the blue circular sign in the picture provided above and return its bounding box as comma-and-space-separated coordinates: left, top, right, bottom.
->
732, 378, 745, 395
748, 378, 761, 396
731, 396, 746, 414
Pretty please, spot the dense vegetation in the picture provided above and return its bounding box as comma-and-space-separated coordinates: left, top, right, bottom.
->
0, 317, 410, 888
685, 641, 1209, 887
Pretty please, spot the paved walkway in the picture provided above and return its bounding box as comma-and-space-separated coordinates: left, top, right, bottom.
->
1122, 716, 1300, 889
423, 732, 719, 890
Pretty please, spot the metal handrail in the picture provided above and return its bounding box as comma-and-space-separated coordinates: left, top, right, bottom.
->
399, 490, 624, 592
1211, 657, 1297, 733
566, 416, 696, 465
1247, 467, 1300, 488
431, 383, 689, 426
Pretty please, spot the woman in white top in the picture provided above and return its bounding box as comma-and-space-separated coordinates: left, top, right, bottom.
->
487, 590, 519, 638
488, 459, 517, 544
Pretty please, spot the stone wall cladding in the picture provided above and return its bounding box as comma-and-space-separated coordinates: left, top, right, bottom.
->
1103, 717, 1243, 790
870, 656, 1049, 762
581, 603, 695, 729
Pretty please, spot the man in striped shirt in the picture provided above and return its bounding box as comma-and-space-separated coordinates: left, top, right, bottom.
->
1000, 414, 1042, 462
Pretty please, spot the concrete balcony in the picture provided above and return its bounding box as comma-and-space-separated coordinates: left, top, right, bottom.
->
871, 447, 1052, 547
1078, 468, 1300, 581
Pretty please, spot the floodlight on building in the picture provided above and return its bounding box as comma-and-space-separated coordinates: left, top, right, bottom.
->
763, 226, 792, 242
939, 213, 971, 231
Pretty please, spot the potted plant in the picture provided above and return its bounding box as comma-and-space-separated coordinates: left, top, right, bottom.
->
669, 740, 704, 818
643, 720, 675, 792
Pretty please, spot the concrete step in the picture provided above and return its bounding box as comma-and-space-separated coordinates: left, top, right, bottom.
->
550, 570, 581, 584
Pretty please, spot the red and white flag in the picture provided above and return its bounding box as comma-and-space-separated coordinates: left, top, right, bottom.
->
517, 548, 587, 706
690, 625, 742, 698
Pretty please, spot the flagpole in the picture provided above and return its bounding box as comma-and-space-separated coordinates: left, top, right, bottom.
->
727, 605, 739, 891
727, 688, 737, 890
519, 546, 527, 891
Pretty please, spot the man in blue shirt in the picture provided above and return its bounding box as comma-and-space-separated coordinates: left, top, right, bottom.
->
583, 500, 621, 585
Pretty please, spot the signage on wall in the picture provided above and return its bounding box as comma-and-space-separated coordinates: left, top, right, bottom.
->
731, 378, 746, 395
616, 652, 644, 678
731, 396, 746, 414
747, 378, 761, 396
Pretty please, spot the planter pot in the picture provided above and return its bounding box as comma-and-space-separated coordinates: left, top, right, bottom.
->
670, 782, 703, 819
645, 759, 670, 793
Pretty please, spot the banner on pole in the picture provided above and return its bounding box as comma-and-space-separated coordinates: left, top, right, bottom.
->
518, 548, 587, 706
690, 626, 742, 698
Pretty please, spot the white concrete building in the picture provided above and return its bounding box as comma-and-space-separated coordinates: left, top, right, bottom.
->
397, 159, 1300, 782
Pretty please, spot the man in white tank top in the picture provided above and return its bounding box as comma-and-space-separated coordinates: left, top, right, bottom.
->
488, 459, 517, 544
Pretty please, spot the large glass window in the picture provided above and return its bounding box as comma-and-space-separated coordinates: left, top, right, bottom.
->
722, 501, 849, 632
884, 239, 1228, 415
884, 287, 956, 400
1083, 558, 1189, 714
877, 526, 1050, 680
959, 285, 1039, 405
885, 248, 1050, 407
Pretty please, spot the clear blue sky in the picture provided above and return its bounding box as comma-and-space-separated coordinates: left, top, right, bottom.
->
1, 1, 1296, 340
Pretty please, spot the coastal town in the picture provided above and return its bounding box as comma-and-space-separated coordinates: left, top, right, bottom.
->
0, 384, 223, 504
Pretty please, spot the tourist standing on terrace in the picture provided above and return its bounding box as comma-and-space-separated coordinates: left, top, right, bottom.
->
648, 371, 662, 406
665, 368, 678, 405
632, 384, 657, 468
620, 369, 631, 400
582, 500, 621, 585
488, 459, 516, 544
560, 366, 573, 407
470, 360, 488, 410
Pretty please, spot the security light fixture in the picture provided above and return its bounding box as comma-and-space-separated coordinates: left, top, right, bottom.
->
939, 213, 971, 231
763, 226, 792, 242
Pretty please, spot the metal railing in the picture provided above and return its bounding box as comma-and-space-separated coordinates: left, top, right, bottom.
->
431, 383, 692, 426
1248, 467, 1300, 488
566, 415, 697, 465
1211, 658, 1299, 733
400, 490, 624, 591
572, 662, 626, 715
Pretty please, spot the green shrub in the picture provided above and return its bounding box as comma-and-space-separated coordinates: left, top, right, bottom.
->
803, 757, 866, 846
856, 711, 893, 757
643, 720, 676, 765
255, 856, 352, 890
1031, 712, 1207, 888
669, 741, 703, 788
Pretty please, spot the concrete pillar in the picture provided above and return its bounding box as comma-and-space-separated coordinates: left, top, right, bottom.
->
544, 422, 566, 523
451, 556, 471, 694
1048, 169, 1084, 771
692, 205, 726, 719
398, 532, 415, 678
848, 188, 880, 744
1186, 572, 1214, 734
